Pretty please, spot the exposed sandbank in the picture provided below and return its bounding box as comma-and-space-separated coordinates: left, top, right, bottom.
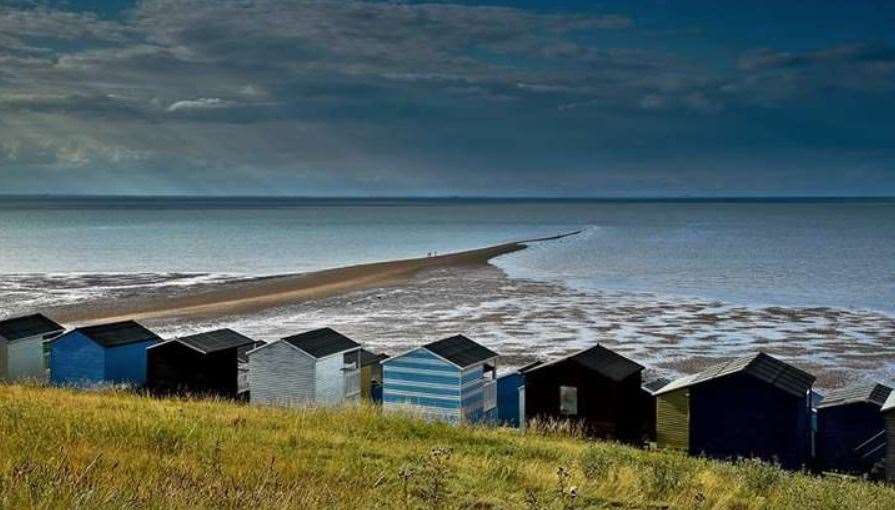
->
46, 232, 579, 325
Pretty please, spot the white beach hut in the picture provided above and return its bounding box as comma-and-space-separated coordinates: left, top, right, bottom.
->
0, 313, 64, 381
247, 328, 362, 406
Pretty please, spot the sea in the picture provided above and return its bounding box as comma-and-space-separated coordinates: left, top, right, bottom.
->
1, 197, 893, 387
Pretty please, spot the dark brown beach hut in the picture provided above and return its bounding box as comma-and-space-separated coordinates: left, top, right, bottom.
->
655, 352, 815, 470
146, 329, 259, 398
520, 345, 647, 442
883, 391, 895, 483
815, 383, 891, 476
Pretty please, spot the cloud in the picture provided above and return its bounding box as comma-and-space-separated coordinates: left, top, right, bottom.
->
167, 98, 231, 112
0, 1, 893, 195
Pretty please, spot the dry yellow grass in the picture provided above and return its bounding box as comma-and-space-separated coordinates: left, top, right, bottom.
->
1, 383, 893, 509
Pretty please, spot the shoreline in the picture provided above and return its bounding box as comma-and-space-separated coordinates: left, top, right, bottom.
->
45, 232, 580, 325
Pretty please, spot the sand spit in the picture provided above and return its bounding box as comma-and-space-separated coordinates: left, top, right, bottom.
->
44, 232, 580, 325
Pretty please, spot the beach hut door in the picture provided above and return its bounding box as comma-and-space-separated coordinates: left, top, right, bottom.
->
518, 386, 526, 431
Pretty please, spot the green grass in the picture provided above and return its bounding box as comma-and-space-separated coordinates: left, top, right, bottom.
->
1, 384, 893, 509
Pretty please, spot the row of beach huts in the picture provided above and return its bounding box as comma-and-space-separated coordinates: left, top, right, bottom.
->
2, 312, 895, 481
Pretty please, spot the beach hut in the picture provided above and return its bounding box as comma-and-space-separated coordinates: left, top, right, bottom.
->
655, 352, 814, 470
382, 335, 499, 424
359, 349, 388, 401
146, 329, 260, 398
814, 383, 891, 475
48, 320, 161, 386
882, 391, 895, 483
495, 361, 542, 427
0, 313, 63, 382
248, 327, 362, 406
520, 345, 647, 442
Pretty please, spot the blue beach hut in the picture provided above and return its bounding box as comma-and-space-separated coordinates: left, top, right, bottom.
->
49, 320, 161, 386
496, 361, 542, 427
382, 335, 499, 424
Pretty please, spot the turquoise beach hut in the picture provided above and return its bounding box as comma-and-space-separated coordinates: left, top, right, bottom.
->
49, 320, 161, 386
382, 335, 499, 424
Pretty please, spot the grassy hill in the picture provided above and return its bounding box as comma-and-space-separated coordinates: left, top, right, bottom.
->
1, 384, 893, 509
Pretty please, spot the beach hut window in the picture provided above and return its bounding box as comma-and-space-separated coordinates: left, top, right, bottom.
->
560, 385, 578, 415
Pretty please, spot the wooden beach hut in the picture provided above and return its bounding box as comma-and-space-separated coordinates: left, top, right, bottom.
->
519, 345, 647, 442
146, 329, 260, 398
359, 349, 388, 401
382, 335, 499, 424
655, 352, 815, 470
0, 313, 63, 382
882, 391, 895, 483
48, 320, 161, 387
814, 383, 891, 475
248, 327, 362, 407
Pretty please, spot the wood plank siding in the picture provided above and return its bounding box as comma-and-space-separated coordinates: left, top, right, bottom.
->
656, 389, 689, 451
886, 411, 895, 483
382, 348, 462, 423
248, 342, 316, 406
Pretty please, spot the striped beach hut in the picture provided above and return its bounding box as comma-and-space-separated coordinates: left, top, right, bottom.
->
0, 313, 63, 382
882, 391, 895, 483
815, 383, 891, 475
248, 328, 362, 407
520, 345, 647, 442
382, 335, 498, 424
146, 329, 260, 398
655, 352, 815, 469
49, 320, 161, 387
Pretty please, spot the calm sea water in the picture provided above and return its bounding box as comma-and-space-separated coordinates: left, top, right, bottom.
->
0, 197, 893, 313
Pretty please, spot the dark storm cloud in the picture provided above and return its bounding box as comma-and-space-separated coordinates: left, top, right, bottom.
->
0, 0, 894, 195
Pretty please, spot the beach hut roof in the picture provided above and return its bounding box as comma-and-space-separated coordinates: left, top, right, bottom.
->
424, 335, 498, 368
74, 320, 161, 348
283, 328, 360, 358
643, 377, 673, 395
151, 328, 257, 355
522, 345, 644, 382
0, 313, 63, 341
359, 349, 388, 367
655, 352, 814, 398
817, 383, 892, 409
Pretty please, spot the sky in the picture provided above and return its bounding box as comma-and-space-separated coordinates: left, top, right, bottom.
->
1, 0, 894, 197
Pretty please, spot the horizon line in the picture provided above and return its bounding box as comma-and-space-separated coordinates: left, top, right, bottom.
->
0, 194, 893, 202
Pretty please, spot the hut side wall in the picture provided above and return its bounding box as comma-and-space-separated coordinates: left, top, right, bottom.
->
49, 331, 106, 386
315, 351, 356, 405
524, 361, 644, 442
104, 340, 155, 385
0, 341, 7, 380
885, 411, 895, 483
249, 342, 316, 406
690, 374, 811, 470
382, 348, 461, 424
461, 363, 485, 422
816, 403, 887, 474
656, 389, 689, 450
